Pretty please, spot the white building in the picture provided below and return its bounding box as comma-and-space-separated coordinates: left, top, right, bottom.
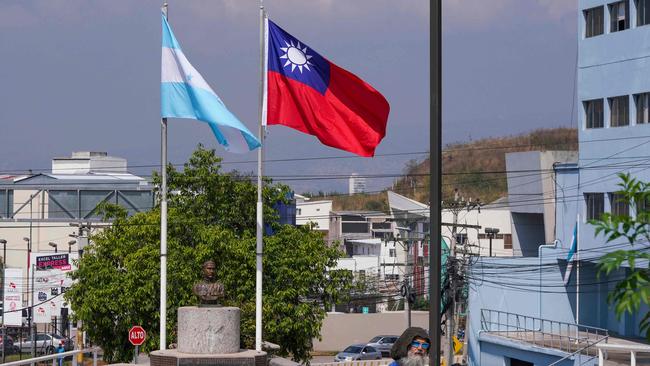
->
295, 194, 332, 233
348, 173, 366, 195
441, 197, 514, 257
0, 152, 153, 319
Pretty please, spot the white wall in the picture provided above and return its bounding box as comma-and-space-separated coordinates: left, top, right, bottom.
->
441, 205, 514, 257
296, 200, 331, 231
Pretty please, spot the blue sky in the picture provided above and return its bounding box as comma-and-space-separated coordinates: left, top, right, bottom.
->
0, 0, 577, 194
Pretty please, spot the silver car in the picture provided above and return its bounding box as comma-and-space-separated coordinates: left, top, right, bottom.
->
367, 335, 399, 357
334, 344, 382, 362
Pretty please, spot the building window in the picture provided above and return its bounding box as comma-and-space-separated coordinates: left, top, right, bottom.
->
636, 196, 650, 222
385, 274, 400, 281
610, 193, 630, 216
0, 190, 13, 218
296, 208, 301, 215
584, 6, 605, 37
635, 93, 650, 124
389, 248, 396, 257
609, 96, 629, 127
585, 99, 604, 128
455, 233, 468, 245
609, 1, 629, 32
585, 193, 605, 220
503, 234, 513, 249
638, 0, 650, 26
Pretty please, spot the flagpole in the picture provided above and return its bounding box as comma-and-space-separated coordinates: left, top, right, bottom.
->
255, 0, 267, 352
160, 2, 169, 351
429, 0, 442, 365
576, 212, 580, 325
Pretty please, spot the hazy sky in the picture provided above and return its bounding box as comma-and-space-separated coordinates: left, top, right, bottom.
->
0, 0, 577, 194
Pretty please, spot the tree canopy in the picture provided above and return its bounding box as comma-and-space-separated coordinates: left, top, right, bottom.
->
65, 146, 352, 363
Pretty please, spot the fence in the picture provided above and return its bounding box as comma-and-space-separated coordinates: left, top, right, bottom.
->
1, 347, 99, 366
480, 309, 609, 359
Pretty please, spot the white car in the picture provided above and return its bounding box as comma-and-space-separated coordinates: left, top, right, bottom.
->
18, 333, 67, 354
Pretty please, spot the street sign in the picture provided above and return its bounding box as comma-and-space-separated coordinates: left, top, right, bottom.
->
128, 326, 146, 346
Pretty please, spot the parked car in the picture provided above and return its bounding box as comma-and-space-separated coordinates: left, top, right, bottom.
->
367, 335, 398, 357
18, 333, 70, 354
334, 344, 382, 362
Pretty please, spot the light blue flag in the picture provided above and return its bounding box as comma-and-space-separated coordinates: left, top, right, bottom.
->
563, 222, 578, 285
161, 14, 261, 152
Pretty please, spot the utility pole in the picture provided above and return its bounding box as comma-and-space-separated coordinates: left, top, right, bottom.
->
30, 264, 35, 361
70, 222, 89, 364
397, 226, 412, 328
443, 191, 480, 366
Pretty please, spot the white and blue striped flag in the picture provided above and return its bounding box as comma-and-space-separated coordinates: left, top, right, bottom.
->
563, 222, 578, 285
161, 13, 260, 152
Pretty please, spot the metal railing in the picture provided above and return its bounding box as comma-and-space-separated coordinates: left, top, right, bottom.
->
597, 343, 650, 366
547, 335, 609, 366
480, 309, 608, 359
1, 347, 99, 366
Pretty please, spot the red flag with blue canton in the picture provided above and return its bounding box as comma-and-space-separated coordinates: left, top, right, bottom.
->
265, 19, 390, 157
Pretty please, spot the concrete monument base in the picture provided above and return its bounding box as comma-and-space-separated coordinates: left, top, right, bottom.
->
177, 306, 240, 354
150, 349, 267, 366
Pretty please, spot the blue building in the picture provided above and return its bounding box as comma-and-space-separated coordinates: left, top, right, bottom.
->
467, 1, 650, 364
554, 0, 650, 338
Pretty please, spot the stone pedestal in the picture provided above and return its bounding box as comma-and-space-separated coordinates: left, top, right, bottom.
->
177, 306, 240, 354
150, 349, 267, 366
150, 306, 266, 366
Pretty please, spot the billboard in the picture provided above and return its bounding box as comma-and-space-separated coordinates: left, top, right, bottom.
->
30, 252, 77, 324
3, 268, 24, 326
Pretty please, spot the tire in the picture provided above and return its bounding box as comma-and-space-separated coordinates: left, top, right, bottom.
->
45, 346, 54, 354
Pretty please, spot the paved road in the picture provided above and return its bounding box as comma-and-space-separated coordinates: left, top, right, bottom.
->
311, 355, 393, 364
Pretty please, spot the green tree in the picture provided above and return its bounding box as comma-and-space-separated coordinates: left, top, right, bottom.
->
590, 173, 650, 341
65, 145, 352, 363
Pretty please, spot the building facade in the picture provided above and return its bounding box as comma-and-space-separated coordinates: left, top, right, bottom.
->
553, 0, 650, 337
348, 173, 366, 195
468, 2, 650, 364
0, 152, 153, 309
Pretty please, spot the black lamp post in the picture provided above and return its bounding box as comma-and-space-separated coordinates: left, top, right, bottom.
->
48, 242, 58, 253
485, 227, 500, 257
67, 240, 76, 254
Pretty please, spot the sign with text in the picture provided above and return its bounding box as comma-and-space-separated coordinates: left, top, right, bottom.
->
128, 326, 146, 346
3, 268, 23, 326
36, 254, 71, 270
30, 253, 78, 323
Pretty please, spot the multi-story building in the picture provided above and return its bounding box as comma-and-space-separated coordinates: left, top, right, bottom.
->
467, 2, 650, 364
348, 173, 366, 195
295, 194, 332, 234
552, 0, 650, 338
0, 152, 153, 321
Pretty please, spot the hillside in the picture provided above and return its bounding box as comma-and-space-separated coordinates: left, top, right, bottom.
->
322, 128, 578, 211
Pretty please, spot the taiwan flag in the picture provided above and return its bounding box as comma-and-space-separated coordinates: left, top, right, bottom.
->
265, 19, 390, 157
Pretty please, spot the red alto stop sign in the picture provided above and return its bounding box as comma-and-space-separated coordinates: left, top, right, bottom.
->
129, 325, 147, 346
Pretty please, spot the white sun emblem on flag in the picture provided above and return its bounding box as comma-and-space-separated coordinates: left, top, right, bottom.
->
280, 40, 313, 73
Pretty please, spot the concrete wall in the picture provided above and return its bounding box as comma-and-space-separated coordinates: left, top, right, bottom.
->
506, 151, 577, 254
476, 336, 585, 366
296, 200, 332, 231
441, 205, 514, 257
511, 213, 545, 257
313, 311, 429, 352
467, 257, 576, 366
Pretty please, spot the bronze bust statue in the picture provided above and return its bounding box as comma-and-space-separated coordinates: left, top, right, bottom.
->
192, 260, 224, 306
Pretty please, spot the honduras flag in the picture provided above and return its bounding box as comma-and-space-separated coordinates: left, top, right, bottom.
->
161, 14, 260, 152
563, 222, 578, 285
